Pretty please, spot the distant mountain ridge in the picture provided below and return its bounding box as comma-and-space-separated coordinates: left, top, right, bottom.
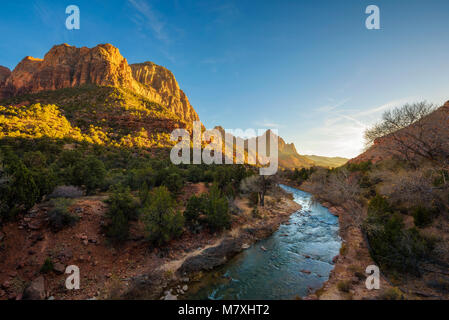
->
303, 155, 348, 168
214, 127, 347, 169
0, 43, 347, 167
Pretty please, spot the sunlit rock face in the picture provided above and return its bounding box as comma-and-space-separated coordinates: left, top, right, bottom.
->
0, 44, 200, 126
131, 62, 200, 125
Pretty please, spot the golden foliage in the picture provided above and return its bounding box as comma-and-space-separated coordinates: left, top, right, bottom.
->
0, 103, 173, 149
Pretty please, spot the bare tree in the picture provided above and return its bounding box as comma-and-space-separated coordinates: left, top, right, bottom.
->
364, 102, 449, 164
240, 175, 275, 207
306, 168, 361, 204
374, 166, 438, 209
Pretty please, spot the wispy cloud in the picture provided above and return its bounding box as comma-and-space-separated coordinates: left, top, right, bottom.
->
254, 120, 283, 129
33, 0, 55, 27
298, 97, 417, 158
317, 98, 351, 113
127, 0, 169, 43
352, 97, 416, 118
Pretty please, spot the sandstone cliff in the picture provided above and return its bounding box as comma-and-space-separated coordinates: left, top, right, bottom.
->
0, 44, 200, 125
0, 66, 11, 83
214, 127, 316, 169
131, 62, 198, 124
277, 134, 315, 169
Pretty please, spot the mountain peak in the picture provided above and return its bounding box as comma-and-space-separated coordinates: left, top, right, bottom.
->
0, 43, 200, 125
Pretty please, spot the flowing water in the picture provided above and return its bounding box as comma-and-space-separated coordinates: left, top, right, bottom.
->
184, 184, 342, 300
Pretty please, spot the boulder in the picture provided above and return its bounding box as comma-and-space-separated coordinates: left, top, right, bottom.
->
163, 290, 177, 300
49, 185, 84, 199
53, 263, 66, 274
23, 276, 46, 300
178, 238, 242, 274
27, 221, 42, 230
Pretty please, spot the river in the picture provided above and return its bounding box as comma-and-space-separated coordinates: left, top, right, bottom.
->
183, 184, 342, 300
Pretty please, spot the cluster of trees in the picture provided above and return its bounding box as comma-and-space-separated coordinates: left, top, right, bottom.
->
286, 167, 316, 186
184, 184, 230, 232
0, 148, 52, 221
0, 135, 258, 246
363, 195, 435, 275
104, 182, 232, 245
0, 101, 177, 150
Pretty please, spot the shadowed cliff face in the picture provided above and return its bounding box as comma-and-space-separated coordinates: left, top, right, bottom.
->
0, 44, 200, 126
0, 66, 11, 83
131, 62, 199, 124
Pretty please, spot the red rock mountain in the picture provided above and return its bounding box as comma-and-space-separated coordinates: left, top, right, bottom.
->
221, 128, 316, 169
277, 134, 315, 169
0, 43, 199, 124
0, 66, 11, 83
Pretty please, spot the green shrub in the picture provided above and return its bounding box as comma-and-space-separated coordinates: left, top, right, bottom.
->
184, 194, 206, 225
412, 206, 434, 228
32, 167, 58, 200
204, 185, 230, 231
47, 198, 78, 232
367, 195, 392, 221
127, 167, 155, 190
141, 186, 184, 245
378, 287, 404, 300
364, 210, 433, 275
72, 156, 106, 194
162, 172, 184, 193
290, 167, 316, 184
40, 257, 54, 273
0, 153, 39, 220
105, 186, 138, 242
23, 151, 47, 168
213, 166, 233, 190
187, 166, 204, 183
346, 161, 372, 173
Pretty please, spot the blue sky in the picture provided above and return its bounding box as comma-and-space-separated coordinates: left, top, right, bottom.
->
1, 0, 449, 157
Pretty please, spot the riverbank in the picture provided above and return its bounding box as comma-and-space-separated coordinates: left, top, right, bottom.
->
124, 189, 302, 300
0, 183, 300, 301
297, 182, 391, 300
